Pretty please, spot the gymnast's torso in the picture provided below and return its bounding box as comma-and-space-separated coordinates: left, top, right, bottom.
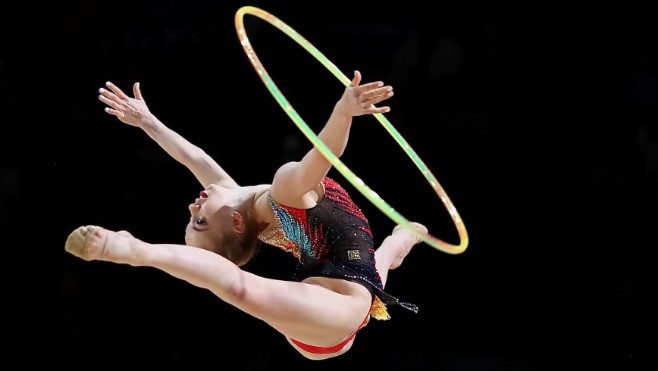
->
257, 177, 416, 320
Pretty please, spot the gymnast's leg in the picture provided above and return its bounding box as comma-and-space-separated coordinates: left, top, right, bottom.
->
65, 226, 372, 356
374, 222, 428, 287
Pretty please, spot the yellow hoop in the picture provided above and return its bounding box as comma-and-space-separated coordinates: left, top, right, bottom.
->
235, 6, 469, 254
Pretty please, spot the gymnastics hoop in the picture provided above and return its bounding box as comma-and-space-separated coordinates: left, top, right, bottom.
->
234, 6, 469, 254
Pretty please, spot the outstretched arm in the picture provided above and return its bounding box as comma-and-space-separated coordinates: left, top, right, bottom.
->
99, 81, 239, 189
271, 71, 393, 202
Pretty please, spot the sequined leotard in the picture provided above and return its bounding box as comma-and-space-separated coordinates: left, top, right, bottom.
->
257, 177, 418, 353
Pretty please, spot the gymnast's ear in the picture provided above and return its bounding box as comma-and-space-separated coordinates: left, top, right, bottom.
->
231, 211, 246, 234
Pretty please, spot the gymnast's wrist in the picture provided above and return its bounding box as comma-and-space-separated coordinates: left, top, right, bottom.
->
140, 114, 164, 133
332, 102, 354, 121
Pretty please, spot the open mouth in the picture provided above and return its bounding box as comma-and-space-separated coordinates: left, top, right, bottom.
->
199, 191, 208, 198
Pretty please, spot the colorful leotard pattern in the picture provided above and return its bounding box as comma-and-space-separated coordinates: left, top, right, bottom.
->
257, 177, 418, 321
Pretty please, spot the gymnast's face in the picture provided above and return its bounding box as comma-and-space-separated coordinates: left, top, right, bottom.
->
185, 185, 232, 250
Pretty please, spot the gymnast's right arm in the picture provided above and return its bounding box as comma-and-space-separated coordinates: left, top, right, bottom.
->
98, 81, 239, 189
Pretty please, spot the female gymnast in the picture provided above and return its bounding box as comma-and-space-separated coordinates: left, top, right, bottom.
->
65, 70, 428, 360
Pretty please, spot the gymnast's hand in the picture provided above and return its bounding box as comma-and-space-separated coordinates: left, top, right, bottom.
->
98, 81, 155, 129
334, 70, 394, 117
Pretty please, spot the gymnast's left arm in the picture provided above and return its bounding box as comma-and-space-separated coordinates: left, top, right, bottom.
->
99, 81, 240, 189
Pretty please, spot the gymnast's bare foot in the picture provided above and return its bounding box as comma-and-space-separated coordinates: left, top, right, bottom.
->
389, 222, 428, 270
65, 226, 134, 262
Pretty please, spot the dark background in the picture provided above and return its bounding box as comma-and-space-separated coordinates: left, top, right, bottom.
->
1, 1, 655, 370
